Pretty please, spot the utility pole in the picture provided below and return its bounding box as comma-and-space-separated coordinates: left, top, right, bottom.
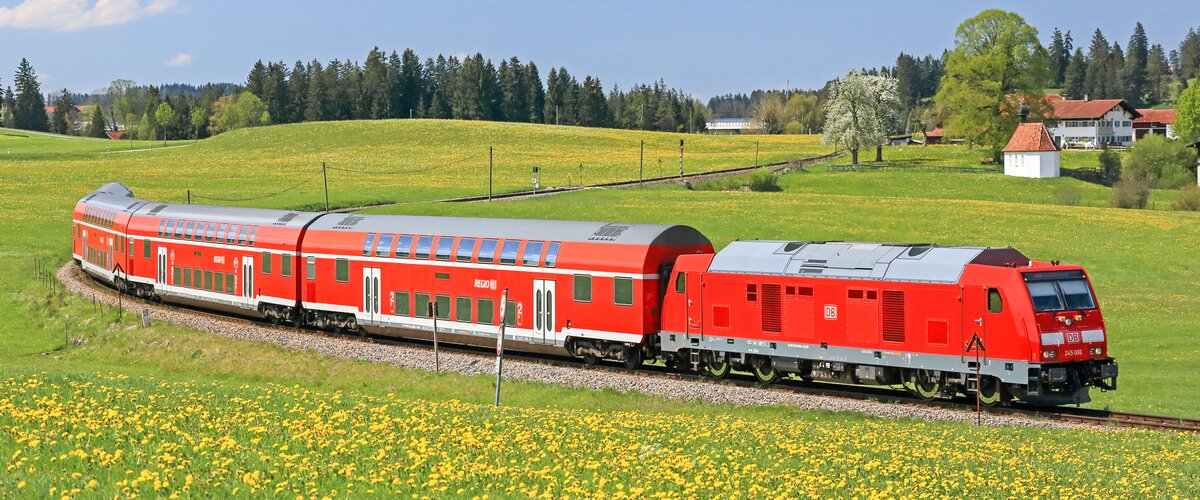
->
639, 140, 644, 187
678, 139, 684, 177
186, 190, 191, 205
322, 162, 330, 212
488, 147, 493, 201
755, 141, 760, 167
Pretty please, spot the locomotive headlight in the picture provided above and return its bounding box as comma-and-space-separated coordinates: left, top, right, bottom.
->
1042, 349, 1057, 360
1090, 347, 1103, 356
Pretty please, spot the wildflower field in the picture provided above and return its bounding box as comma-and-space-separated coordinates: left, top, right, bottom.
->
2, 373, 1198, 498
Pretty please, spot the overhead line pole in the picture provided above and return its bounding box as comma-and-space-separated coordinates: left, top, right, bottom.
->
639, 140, 644, 188
488, 146, 493, 202
322, 162, 330, 212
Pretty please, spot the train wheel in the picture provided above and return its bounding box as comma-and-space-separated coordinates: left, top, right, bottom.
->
908, 370, 942, 400
752, 359, 780, 385
622, 345, 644, 370
704, 353, 731, 379
977, 377, 1003, 407
582, 353, 600, 366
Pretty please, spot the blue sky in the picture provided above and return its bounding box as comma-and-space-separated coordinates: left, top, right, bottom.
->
1, 0, 1196, 98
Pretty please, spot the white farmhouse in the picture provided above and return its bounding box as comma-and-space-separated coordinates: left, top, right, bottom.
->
1044, 95, 1141, 149
1003, 122, 1060, 178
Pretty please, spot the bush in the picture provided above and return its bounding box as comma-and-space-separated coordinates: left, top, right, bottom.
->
1174, 185, 1200, 211
748, 167, 782, 192
1052, 183, 1083, 206
1121, 135, 1196, 188
1110, 177, 1152, 209
1098, 149, 1121, 179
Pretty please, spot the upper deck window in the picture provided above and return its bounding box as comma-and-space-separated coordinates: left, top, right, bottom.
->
456, 238, 476, 263
216, 224, 228, 243
375, 234, 394, 258
545, 242, 560, 268
193, 222, 205, 241
225, 225, 239, 244
362, 233, 377, 256
415, 236, 434, 259
184, 221, 196, 239
435, 237, 455, 262
395, 235, 413, 259
158, 220, 167, 237
237, 226, 249, 246
478, 239, 499, 264
165, 220, 176, 238
499, 240, 521, 265
247, 227, 257, 247
204, 223, 217, 242
521, 241, 544, 267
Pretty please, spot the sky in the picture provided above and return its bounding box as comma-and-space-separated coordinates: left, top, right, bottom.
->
1, 0, 1197, 99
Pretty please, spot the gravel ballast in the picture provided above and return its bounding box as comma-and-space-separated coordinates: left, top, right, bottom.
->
58, 263, 1082, 428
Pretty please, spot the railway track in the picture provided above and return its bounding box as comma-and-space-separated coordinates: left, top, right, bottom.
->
66, 269, 1198, 433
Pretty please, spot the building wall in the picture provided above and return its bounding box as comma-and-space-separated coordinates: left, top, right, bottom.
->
1004, 151, 1061, 178
1047, 108, 1135, 149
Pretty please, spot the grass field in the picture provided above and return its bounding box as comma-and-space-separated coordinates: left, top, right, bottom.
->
3, 121, 1200, 495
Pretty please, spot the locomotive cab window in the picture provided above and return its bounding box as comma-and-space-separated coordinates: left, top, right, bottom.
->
987, 288, 1003, 313
362, 233, 377, 256
545, 242, 560, 268
573, 274, 592, 302
477, 239, 499, 264
375, 233, 394, 258
456, 238, 476, 262
415, 236, 434, 259
1024, 270, 1097, 312
675, 273, 686, 294
435, 237, 454, 262
522, 241, 544, 267
395, 235, 414, 259
499, 240, 521, 265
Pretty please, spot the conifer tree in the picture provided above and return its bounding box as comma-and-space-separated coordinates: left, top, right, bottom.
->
398, 49, 423, 118
246, 60, 267, 96
1063, 49, 1087, 100
13, 58, 49, 131
87, 105, 107, 137
1084, 29, 1110, 99
51, 89, 74, 134
1125, 22, 1149, 105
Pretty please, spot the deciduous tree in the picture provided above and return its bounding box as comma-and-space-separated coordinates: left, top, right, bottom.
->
822, 71, 898, 164
1174, 83, 1200, 144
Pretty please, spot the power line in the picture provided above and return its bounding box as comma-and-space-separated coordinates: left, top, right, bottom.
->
191, 170, 324, 202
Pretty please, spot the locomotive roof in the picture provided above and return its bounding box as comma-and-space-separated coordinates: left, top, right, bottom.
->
708, 240, 1028, 284
79, 184, 323, 229
307, 213, 711, 247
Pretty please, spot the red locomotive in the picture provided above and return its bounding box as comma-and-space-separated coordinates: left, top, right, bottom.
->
73, 183, 1118, 405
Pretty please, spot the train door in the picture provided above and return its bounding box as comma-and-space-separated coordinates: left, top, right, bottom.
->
961, 285, 988, 364
685, 272, 703, 341
108, 237, 114, 271
242, 256, 255, 301
81, 229, 87, 265
532, 279, 555, 344
157, 246, 167, 290
362, 267, 381, 325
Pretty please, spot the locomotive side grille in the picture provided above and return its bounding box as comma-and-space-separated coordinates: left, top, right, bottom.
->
761, 283, 782, 333
882, 290, 906, 342
275, 212, 299, 225
588, 224, 630, 241
146, 204, 168, 215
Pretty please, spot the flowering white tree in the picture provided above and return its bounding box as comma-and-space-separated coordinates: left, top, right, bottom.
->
821, 71, 900, 165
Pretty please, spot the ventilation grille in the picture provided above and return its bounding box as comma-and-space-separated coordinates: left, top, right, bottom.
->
761, 283, 782, 333
588, 224, 629, 241
275, 212, 299, 225
333, 215, 365, 229
126, 202, 140, 211
147, 204, 168, 215
882, 290, 906, 342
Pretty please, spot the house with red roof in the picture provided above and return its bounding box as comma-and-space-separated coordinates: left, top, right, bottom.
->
1133, 108, 1176, 140
1003, 122, 1060, 178
1043, 95, 1140, 149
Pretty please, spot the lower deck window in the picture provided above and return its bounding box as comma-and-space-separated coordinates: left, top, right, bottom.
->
456, 296, 472, 322
415, 293, 430, 318
477, 299, 495, 325
435, 295, 451, 320
395, 292, 410, 316
335, 258, 349, 282
614, 277, 633, 306
214, 273, 224, 293
225, 273, 235, 294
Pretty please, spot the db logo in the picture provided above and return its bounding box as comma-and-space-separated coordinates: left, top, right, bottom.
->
824, 304, 838, 320
1066, 331, 1081, 343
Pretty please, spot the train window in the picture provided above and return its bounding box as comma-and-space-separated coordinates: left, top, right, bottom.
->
193, 222, 205, 241
477, 299, 495, 325
214, 272, 224, 293
362, 233, 377, 257
158, 220, 166, 237
184, 268, 192, 288
204, 271, 213, 291
545, 242, 560, 268
414, 293, 430, 318
306, 257, 316, 280
167, 220, 178, 238
395, 292, 410, 316
248, 227, 257, 247
522, 241, 544, 267
205, 224, 217, 242
395, 235, 413, 259
237, 226, 249, 246
184, 221, 196, 240
456, 238, 476, 263
504, 300, 517, 327
375, 234, 394, 258
225, 273, 235, 294
477, 239, 499, 264
216, 224, 228, 244
281, 254, 292, 277
675, 273, 686, 294
1059, 280, 1096, 310
173, 266, 181, 286
988, 288, 1003, 313
573, 274, 592, 302
499, 240, 521, 265
335, 258, 349, 282
456, 297, 472, 322
143, 240, 151, 259
415, 236, 434, 259
435, 237, 454, 262
435, 295, 451, 319
225, 225, 238, 244
747, 284, 758, 302
614, 277, 634, 306
262, 252, 272, 275
1026, 281, 1063, 312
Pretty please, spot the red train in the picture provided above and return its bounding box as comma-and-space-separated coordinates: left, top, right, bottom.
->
74, 183, 1118, 405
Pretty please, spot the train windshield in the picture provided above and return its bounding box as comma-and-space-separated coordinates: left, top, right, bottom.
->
1023, 270, 1097, 312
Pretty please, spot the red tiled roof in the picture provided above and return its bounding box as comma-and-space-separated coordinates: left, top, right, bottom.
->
105, 131, 125, 140
1133, 108, 1175, 125
1048, 98, 1141, 119
1044, 94, 1064, 102
925, 127, 944, 137
1003, 123, 1059, 152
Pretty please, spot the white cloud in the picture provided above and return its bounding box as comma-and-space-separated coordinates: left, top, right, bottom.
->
164, 52, 191, 68
0, 0, 178, 32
